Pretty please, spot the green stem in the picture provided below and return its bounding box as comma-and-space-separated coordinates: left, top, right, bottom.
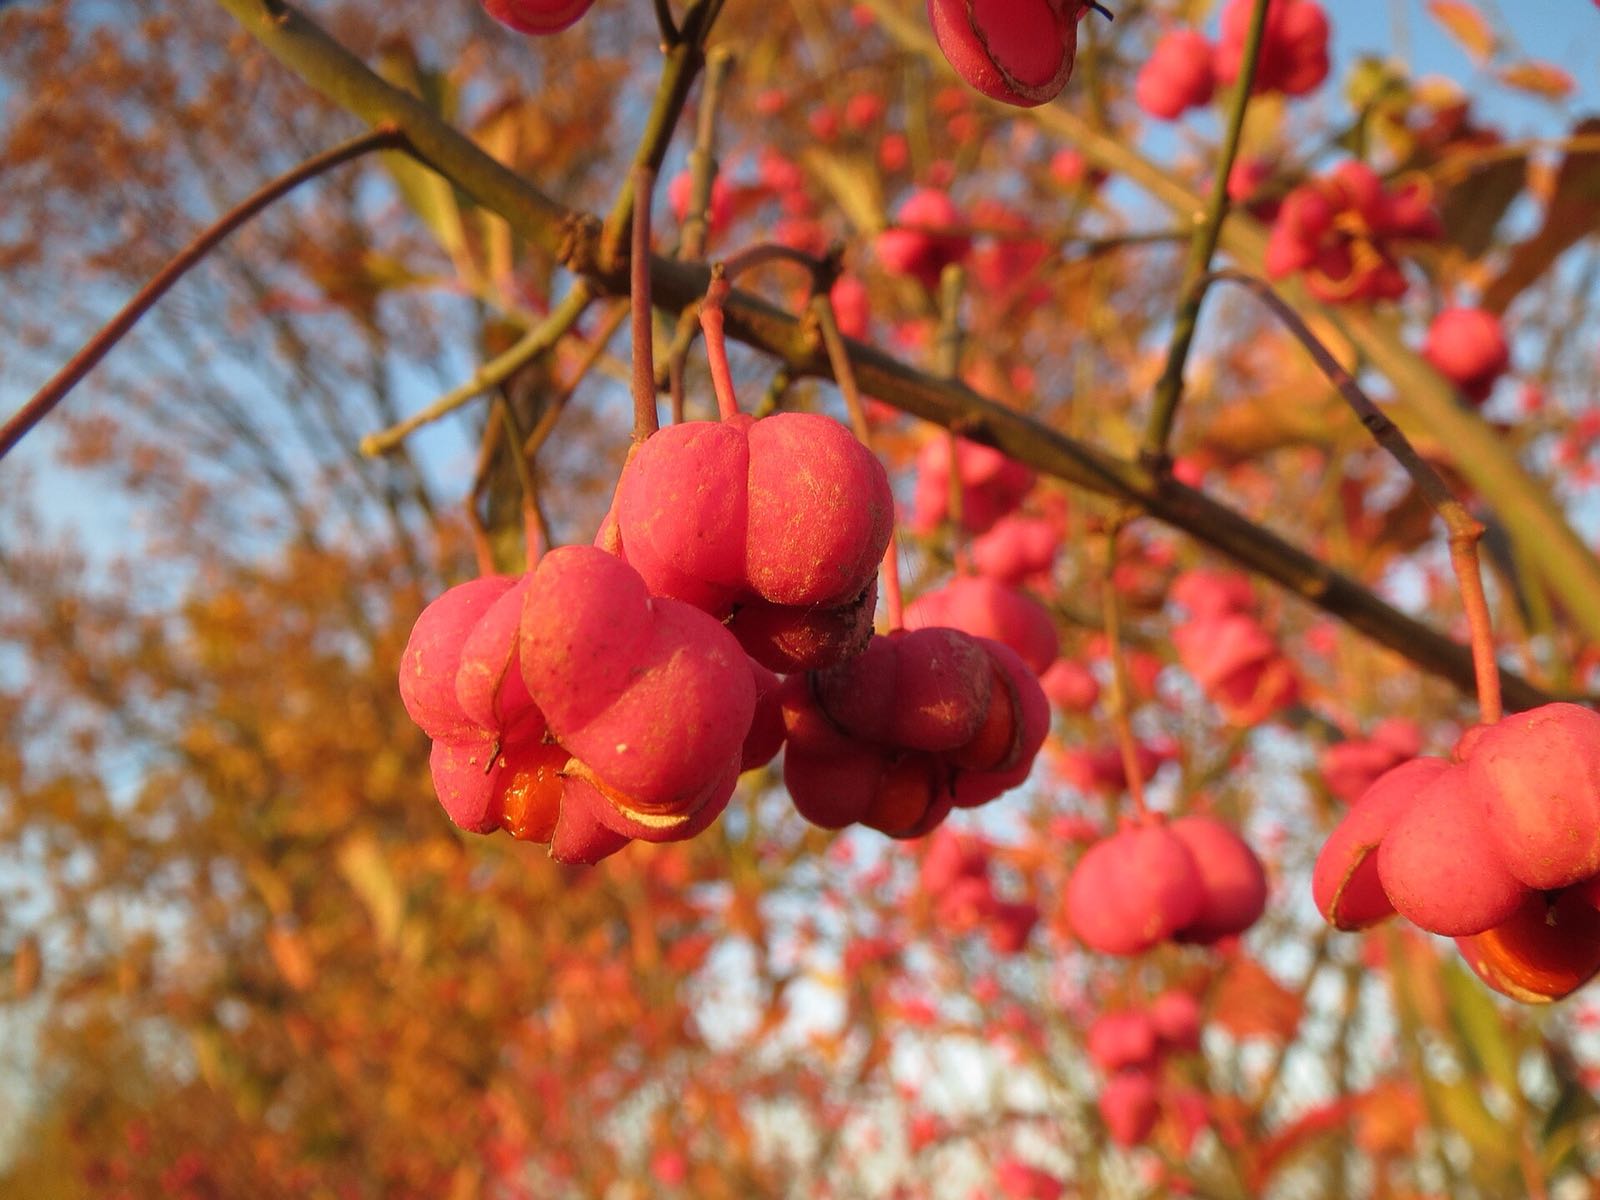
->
361, 285, 592, 456
1143, 0, 1272, 462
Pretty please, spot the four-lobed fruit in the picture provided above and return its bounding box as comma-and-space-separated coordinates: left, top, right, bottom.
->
611, 411, 893, 672
781, 627, 1049, 837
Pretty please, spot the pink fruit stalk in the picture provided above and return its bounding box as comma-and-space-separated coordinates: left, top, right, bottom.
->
904, 574, 1059, 675
612, 411, 893, 672
876, 187, 971, 290
926, 0, 1090, 108
1135, 29, 1215, 120
1423, 307, 1510, 404
481, 0, 597, 35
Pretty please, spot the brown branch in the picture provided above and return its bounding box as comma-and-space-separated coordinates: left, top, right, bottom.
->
209, 0, 1559, 712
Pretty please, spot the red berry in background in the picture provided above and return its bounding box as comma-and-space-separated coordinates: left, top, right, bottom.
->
1149, 989, 1203, 1053
1066, 821, 1205, 955
667, 170, 735, 242
1458, 888, 1600, 1004
904, 574, 1059, 675
612, 411, 893, 672
910, 436, 1036, 534
1319, 717, 1423, 804
1135, 29, 1215, 120
972, 513, 1063, 588
1376, 764, 1530, 937
1173, 610, 1299, 726
1313, 756, 1448, 929
1423, 307, 1511, 405
1214, 0, 1329, 98
481, 0, 597, 35
926, 0, 1098, 109
1039, 657, 1100, 713
1168, 815, 1269, 943
1264, 161, 1441, 304
995, 1158, 1066, 1200
876, 187, 971, 290
829, 274, 872, 340
1099, 1069, 1160, 1147
1087, 1010, 1159, 1072
1465, 703, 1600, 890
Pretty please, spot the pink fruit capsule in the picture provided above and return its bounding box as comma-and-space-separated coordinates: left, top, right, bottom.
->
481, 0, 597, 36
1376, 764, 1530, 937
1169, 815, 1269, 943
399, 574, 520, 742
1313, 756, 1448, 929
904, 575, 1059, 675
1099, 1068, 1160, 1147
1465, 702, 1600, 890
519, 545, 755, 832
1066, 822, 1205, 955
927, 0, 1095, 108
1086, 1010, 1158, 1072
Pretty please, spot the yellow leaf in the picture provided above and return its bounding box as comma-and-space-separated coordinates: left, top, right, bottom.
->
1499, 61, 1576, 100
1427, 0, 1497, 62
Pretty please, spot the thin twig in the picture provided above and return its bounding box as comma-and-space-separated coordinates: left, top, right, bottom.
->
679, 45, 733, 260
631, 163, 661, 443
361, 284, 592, 456
2, 126, 406, 462
1202, 267, 1503, 721
1141, 0, 1272, 461
1100, 515, 1150, 819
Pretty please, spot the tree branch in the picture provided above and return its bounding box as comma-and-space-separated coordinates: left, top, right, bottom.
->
209, 0, 1559, 710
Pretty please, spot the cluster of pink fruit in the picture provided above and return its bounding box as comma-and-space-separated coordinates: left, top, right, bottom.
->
1135, 0, 1329, 121
1172, 569, 1298, 727
918, 828, 1041, 955
1264, 160, 1443, 304
399, 335, 1063, 859
1087, 991, 1205, 1147
1315, 702, 1600, 1003
1066, 813, 1269, 954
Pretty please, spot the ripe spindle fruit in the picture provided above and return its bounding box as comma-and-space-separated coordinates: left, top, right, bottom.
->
927, 0, 1108, 108
481, 0, 597, 35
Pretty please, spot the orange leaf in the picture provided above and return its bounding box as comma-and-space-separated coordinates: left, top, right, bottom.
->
1427, 0, 1496, 62
1499, 61, 1576, 100
1211, 956, 1303, 1041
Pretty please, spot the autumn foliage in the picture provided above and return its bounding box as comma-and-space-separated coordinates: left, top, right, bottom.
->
3, 0, 1600, 1198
